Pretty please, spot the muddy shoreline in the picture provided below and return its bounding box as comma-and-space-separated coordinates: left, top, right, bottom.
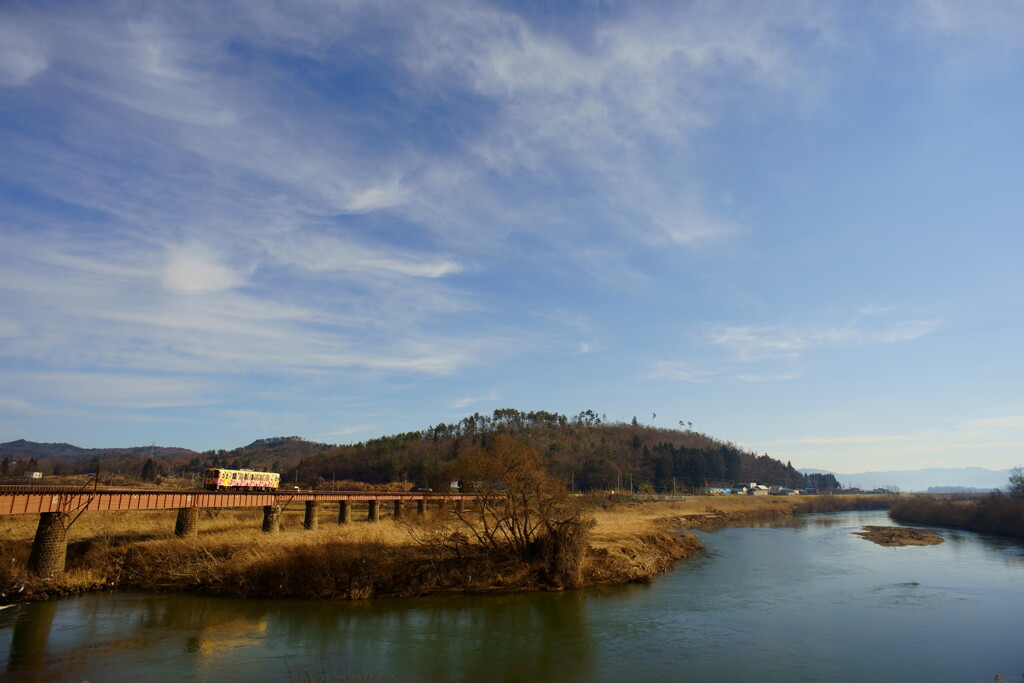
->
853, 525, 944, 547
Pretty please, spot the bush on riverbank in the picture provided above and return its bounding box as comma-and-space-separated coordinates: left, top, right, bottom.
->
411, 435, 595, 590
889, 494, 1024, 540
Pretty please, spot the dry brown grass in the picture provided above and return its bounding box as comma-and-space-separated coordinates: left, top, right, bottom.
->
588, 495, 798, 546
1, 494, 889, 603
1, 508, 431, 602
580, 497, 792, 583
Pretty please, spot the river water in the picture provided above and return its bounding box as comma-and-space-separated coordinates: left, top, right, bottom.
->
2, 510, 1022, 682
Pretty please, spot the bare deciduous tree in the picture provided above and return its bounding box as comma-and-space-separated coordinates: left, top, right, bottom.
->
1009, 466, 1024, 499
411, 435, 593, 587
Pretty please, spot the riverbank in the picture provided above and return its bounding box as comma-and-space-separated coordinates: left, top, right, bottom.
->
889, 494, 1024, 540
0, 495, 890, 604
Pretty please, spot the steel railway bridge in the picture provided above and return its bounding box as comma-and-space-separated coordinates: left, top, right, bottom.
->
0, 485, 477, 578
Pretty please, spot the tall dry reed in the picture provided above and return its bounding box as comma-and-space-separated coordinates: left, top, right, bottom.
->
889, 494, 1024, 539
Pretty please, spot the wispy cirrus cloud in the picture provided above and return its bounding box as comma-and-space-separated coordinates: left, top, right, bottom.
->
328, 425, 379, 438
0, 233, 496, 379
800, 434, 911, 445
451, 391, 501, 410
709, 317, 941, 362
959, 416, 1024, 431
908, 0, 1024, 45
769, 415, 1024, 471
269, 234, 462, 279
645, 361, 715, 383
0, 17, 49, 86
3, 371, 218, 409
2, 0, 1017, 453
736, 371, 804, 383
649, 307, 939, 385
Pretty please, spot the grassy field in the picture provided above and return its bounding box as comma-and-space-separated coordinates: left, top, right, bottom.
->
0, 494, 890, 603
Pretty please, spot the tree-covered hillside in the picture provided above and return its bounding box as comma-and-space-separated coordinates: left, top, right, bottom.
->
205, 409, 823, 492
2, 409, 840, 491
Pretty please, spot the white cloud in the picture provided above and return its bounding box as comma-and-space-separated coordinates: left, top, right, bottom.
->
328, 425, 377, 437
6, 372, 216, 409
709, 316, 941, 362
0, 397, 36, 414
772, 414, 1024, 471
0, 227, 507, 380
2, 1, 1012, 448
910, 0, 1024, 45
397, 1, 822, 251
344, 180, 411, 214
162, 242, 246, 294
651, 308, 939, 385
736, 371, 803, 382
645, 361, 714, 383
451, 391, 500, 410
269, 234, 462, 279
800, 434, 910, 445
0, 19, 49, 86
877, 320, 941, 343
0, 319, 24, 338
709, 325, 850, 361
959, 415, 1024, 431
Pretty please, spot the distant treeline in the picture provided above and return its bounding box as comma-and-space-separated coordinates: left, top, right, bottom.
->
2, 409, 843, 492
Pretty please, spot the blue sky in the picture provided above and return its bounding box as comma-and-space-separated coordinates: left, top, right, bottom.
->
1, 0, 1022, 473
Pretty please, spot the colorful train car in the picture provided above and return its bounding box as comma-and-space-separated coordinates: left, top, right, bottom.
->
203, 468, 281, 492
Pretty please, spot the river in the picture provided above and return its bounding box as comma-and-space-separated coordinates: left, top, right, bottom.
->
2, 510, 1022, 682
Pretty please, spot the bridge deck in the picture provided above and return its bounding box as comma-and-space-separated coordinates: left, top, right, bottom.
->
0, 486, 475, 515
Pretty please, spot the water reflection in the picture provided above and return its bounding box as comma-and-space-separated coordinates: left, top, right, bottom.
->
3, 510, 1022, 682
1, 588, 597, 682
7, 600, 56, 673
696, 510, 861, 531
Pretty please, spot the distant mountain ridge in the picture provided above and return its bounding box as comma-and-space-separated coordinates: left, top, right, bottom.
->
800, 466, 1012, 492
0, 439, 197, 460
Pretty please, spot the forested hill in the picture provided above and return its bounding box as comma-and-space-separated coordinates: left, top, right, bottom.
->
1, 410, 840, 491
202, 410, 828, 492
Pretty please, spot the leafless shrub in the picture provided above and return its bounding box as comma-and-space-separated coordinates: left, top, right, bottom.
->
411, 435, 594, 588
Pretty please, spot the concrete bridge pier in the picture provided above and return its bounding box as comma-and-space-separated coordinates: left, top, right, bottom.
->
338, 500, 351, 524
455, 500, 465, 513
28, 511, 70, 578
262, 505, 282, 533
393, 500, 404, 519
367, 500, 379, 522
304, 501, 319, 530
417, 499, 426, 516
174, 507, 199, 538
